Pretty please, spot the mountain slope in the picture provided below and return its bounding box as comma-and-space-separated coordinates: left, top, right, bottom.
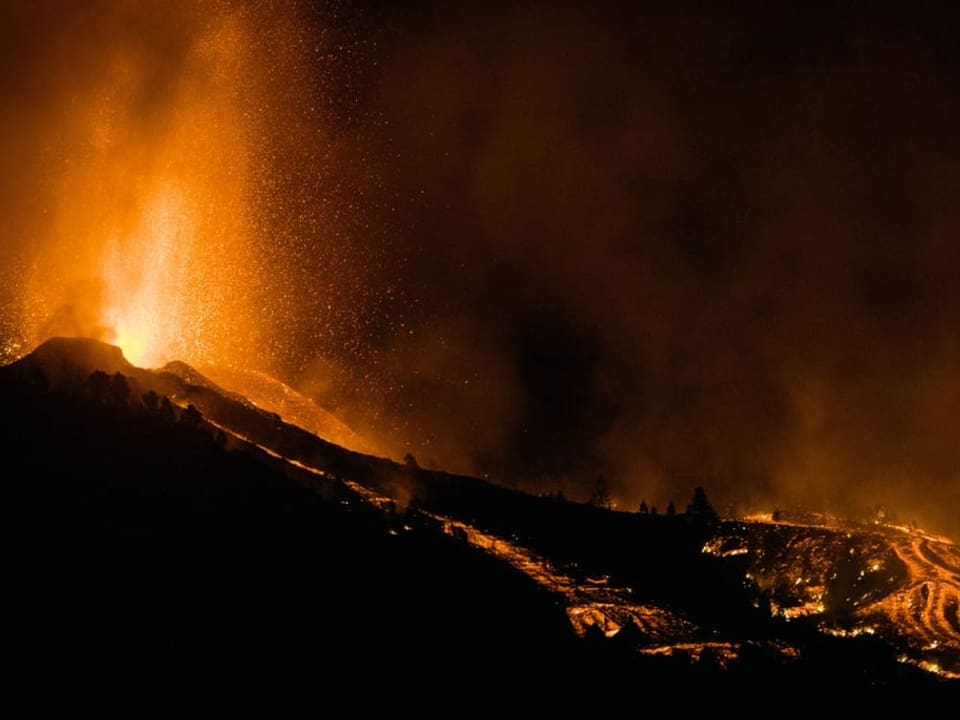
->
2, 337, 959, 698
0, 339, 588, 686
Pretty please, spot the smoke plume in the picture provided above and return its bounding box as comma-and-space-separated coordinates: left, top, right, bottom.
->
4, 0, 960, 538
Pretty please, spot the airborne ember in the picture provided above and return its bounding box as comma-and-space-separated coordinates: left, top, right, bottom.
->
3, 0, 960, 542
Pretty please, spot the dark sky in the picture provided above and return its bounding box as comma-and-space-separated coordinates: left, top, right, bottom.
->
3, 0, 960, 535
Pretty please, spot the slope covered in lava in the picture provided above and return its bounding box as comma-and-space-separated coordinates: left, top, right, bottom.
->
709, 517, 960, 678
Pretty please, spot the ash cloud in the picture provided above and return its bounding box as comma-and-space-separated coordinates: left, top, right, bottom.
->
322, 0, 960, 537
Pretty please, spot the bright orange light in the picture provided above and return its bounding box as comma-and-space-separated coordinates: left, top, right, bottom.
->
18, 8, 259, 372
3, 4, 385, 456
101, 187, 195, 368
112, 331, 146, 367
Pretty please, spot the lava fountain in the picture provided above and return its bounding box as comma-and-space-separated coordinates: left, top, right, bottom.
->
0, 1, 391, 456
17, 6, 258, 370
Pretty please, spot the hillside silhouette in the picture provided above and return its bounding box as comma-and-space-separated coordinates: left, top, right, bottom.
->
2, 338, 958, 700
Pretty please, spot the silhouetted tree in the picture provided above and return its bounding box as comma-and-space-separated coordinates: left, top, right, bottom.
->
159, 397, 176, 424
591, 475, 611, 509
686, 486, 717, 519
650, 505, 658, 516
142, 390, 160, 413
403, 452, 419, 469
84, 371, 132, 406
85, 371, 112, 403
110, 373, 130, 405
638, 500, 649, 515
181, 404, 203, 427
666, 500, 676, 516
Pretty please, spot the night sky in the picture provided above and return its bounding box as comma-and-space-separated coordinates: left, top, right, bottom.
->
3, 1, 960, 535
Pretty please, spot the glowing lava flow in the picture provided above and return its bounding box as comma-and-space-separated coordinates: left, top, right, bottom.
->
158, 383, 959, 678
422, 511, 701, 644
721, 514, 960, 679
866, 534, 960, 678
194, 408, 704, 649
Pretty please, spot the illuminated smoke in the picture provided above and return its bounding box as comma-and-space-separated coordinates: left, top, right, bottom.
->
0, 1, 385, 371
2, 3, 251, 367
3, 1, 960, 540
0, 0, 394, 447
329, 1, 960, 539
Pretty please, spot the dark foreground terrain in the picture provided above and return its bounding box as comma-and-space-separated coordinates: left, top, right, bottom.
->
2, 338, 958, 702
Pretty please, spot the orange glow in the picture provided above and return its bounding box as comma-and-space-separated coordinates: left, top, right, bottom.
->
101, 187, 195, 367
19, 9, 258, 371
0, 4, 389, 456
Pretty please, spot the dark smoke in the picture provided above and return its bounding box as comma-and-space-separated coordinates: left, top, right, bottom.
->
298, 0, 960, 537
4, 0, 960, 538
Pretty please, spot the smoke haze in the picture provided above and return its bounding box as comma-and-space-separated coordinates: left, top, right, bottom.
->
3, 0, 960, 537
342, 0, 960, 537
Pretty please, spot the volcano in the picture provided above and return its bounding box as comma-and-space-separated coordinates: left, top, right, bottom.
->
3, 337, 959, 698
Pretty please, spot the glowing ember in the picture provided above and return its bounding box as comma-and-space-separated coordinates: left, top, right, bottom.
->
9, 8, 260, 373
